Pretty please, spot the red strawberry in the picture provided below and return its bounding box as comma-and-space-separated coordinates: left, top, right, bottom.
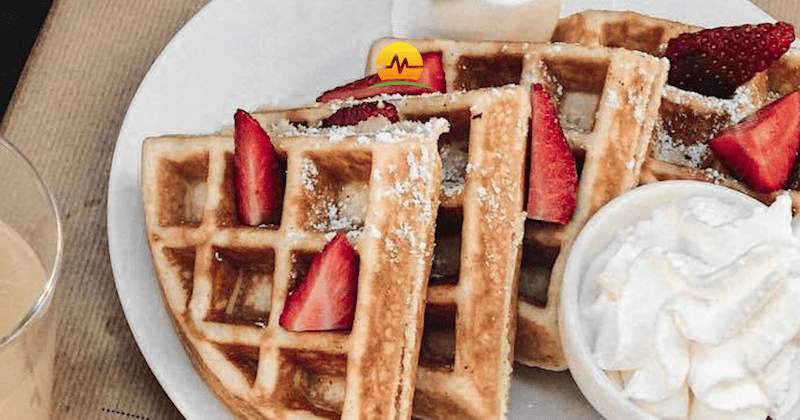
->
279, 232, 359, 332
786, 156, 800, 190
665, 22, 794, 98
527, 84, 577, 225
233, 109, 284, 226
709, 90, 800, 192
321, 102, 400, 127
316, 52, 445, 102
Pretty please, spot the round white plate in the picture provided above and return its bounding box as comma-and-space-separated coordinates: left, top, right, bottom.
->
107, 0, 773, 418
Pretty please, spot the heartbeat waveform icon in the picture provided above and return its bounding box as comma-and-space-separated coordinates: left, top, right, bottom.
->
381, 54, 422, 75
370, 42, 433, 90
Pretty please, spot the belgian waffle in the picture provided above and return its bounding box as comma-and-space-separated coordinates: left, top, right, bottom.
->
365, 38, 668, 370
552, 9, 800, 212
141, 119, 447, 420
247, 86, 529, 420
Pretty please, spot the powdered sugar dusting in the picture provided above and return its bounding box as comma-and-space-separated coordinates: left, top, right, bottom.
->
702, 167, 725, 184
272, 117, 450, 145
440, 142, 468, 198
653, 127, 709, 169
474, 178, 513, 228
604, 88, 620, 109
378, 142, 441, 266
309, 199, 363, 232
663, 84, 759, 124
627, 85, 650, 123
366, 224, 382, 239
547, 43, 565, 53
407, 148, 430, 182
301, 158, 319, 191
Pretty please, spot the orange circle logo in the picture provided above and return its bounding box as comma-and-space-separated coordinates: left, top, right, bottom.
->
376, 41, 424, 81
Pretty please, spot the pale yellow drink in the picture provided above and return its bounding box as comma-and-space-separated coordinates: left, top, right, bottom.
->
0, 217, 54, 419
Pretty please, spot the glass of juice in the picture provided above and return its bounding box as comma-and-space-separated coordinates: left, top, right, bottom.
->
0, 136, 62, 419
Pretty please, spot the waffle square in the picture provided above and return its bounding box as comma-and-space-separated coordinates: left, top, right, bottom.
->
141, 119, 447, 420
248, 85, 530, 420
366, 38, 668, 370
552, 9, 800, 212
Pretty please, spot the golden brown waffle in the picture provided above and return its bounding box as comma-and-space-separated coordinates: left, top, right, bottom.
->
553, 9, 800, 212
365, 38, 668, 370
247, 86, 529, 420
141, 119, 447, 420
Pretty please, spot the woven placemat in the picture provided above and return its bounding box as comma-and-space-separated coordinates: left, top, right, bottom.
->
0, 0, 209, 418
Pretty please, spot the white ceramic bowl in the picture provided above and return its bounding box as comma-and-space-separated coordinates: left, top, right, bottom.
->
558, 180, 798, 420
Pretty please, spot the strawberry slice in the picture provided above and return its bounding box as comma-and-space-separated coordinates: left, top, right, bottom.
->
279, 232, 359, 332
316, 52, 446, 102
321, 102, 400, 127
786, 157, 800, 190
527, 84, 577, 225
709, 90, 800, 192
665, 22, 794, 98
233, 109, 284, 226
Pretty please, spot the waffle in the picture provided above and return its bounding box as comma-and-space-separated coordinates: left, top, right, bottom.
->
246, 86, 529, 420
552, 9, 800, 212
141, 118, 448, 420
364, 38, 668, 370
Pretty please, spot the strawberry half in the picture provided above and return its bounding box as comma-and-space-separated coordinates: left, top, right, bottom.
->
321, 102, 400, 127
709, 90, 800, 192
233, 109, 285, 226
316, 52, 446, 102
279, 232, 359, 332
527, 84, 577, 225
665, 22, 794, 98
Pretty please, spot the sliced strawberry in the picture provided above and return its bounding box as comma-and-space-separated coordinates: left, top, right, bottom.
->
709, 90, 800, 192
316, 52, 446, 102
786, 156, 800, 190
665, 22, 794, 98
279, 232, 359, 332
233, 109, 285, 226
321, 102, 400, 127
527, 84, 577, 225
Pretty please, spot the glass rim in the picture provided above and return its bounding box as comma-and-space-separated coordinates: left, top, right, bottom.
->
0, 136, 63, 349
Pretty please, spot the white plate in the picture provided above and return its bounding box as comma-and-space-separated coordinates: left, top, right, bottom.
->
107, 0, 774, 418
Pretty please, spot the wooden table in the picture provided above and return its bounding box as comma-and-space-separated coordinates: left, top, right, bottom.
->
1, 0, 796, 419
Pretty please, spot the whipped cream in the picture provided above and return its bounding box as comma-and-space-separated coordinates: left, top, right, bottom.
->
580, 193, 800, 420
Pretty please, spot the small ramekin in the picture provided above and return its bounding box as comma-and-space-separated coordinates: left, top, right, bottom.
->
558, 180, 776, 420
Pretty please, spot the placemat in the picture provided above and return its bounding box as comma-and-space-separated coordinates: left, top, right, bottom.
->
0, 1, 210, 418
0, 0, 797, 419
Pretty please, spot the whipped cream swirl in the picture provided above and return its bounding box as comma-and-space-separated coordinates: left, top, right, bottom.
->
580, 194, 800, 420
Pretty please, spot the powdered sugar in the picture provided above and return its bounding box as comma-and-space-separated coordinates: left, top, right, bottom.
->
477, 184, 501, 214
365, 224, 382, 239
408, 148, 431, 182
547, 43, 565, 53
301, 158, 319, 191
309, 199, 363, 232
653, 126, 710, 169
702, 167, 726, 184
301, 157, 369, 231
274, 117, 450, 145
440, 141, 469, 198
604, 88, 620, 109
628, 86, 650, 123
663, 84, 759, 124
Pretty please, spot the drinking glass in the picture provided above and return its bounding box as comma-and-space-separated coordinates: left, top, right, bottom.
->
0, 136, 62, 419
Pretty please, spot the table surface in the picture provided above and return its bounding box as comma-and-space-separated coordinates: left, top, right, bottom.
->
1, 0, 797, 419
